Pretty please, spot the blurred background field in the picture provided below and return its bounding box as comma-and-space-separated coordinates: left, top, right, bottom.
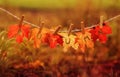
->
0, 0, 120, 77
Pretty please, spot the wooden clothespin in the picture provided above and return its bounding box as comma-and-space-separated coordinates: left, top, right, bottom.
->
81, 21, 85, 34
38, 21, 44, 34
19, 15, 24, 28
54, 25, 62, 35
68, 23, 73, 36
100, 16, 104, 28
37, 17, 45, 38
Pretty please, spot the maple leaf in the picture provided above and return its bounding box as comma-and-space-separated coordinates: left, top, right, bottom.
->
29, 28, 39, 40
16, 34, 23, 44
98, 34, 107, 43
41, 33, 50, 44
89, 28, 98, 42
30, 27, 49, 40
33, 37, 41, 48
29, 28, 40, 48
8, 24, 31, 43
42, 32, 63, 48
101, 23, 112, 34
30, 28, 51, 48
8, 25, 19, 38
75, 30, 94, 52
49, 34, 63, 48
89, 23, 112, 43
21, 25, 31, 38
59, 33, 78, 52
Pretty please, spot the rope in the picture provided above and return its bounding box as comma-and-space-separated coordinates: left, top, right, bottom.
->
0, 7, 39, 28
0, 7, 120, 32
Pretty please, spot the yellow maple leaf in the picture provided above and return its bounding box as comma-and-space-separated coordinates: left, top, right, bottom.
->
59, 33, 78, 52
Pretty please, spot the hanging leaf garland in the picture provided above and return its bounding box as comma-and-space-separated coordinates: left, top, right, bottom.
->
7, 16, 112, 51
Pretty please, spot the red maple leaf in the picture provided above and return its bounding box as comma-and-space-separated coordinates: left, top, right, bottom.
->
101, 23, 112, 34
98, 34, 107, 43
16, 34, 23, 44
89, 27, 99, 42
8, 24, 31, 43
41, 33, 50, 44
42, 33, 63, 48
8, 25, 19, 38
21, 25, 31, 38
89, 23, 112, 43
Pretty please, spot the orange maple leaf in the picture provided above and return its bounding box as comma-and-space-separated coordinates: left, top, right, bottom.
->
75, 30, 94, 52
29, 28, 50, 48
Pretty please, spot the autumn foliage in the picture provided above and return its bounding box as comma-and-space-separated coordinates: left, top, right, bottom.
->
7, 16, 112, 52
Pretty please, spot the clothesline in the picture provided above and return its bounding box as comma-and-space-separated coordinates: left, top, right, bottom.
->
0, 7, 120, 32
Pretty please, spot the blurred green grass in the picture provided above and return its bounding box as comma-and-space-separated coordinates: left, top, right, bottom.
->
0, 0, 120, 9
92, 0, 120, 8
0, 0, 76, 9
